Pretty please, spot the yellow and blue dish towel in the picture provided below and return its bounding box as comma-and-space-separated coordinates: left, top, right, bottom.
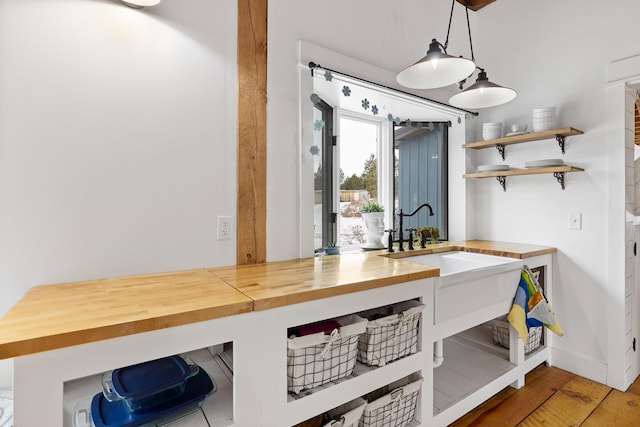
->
507, 266, 563, 341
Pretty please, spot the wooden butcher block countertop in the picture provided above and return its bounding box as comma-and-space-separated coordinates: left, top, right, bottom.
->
0, 240, 554, 358
385, 240, 556, 260
208, 250, 440, 311
0, 269, 253, 359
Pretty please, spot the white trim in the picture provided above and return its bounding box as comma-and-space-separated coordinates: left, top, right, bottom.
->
552, 347, 608, 386
608, 53, 640, 85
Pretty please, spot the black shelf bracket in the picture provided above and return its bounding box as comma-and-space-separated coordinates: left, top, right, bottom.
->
496, 176, 506, 192
496, 144, 505, 160
553, 172, 566, 190
556, 135, 566, 154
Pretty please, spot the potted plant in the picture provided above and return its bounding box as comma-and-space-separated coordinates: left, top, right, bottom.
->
325, 242, 340, 255
360, 202, 385, 249
416, 226, 439, 245
360, 202, 384, 214
430, 227, 440, 244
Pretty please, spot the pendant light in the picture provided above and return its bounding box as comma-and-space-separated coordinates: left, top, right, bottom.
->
120, 0, 161, 8
449, 68, 516, 109
397, 0, 475, 89
448, 4, 517, 109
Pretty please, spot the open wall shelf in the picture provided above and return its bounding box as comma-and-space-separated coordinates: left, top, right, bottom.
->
463, 127, 584, 160
462, 126, 585, 190
463, 165, 584, 191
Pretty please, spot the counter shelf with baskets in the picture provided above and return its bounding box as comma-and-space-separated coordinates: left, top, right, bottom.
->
360, 375, 423, 427
357, 300, 425, 368
287, 315, 368, 394
492, 316, 543, 355
295, 373, 424, 427
259, 279, 432, 427
322, 397, 367, 427
286, 299, 425, 398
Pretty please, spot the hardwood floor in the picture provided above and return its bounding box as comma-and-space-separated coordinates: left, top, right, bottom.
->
450, 364, 640, 426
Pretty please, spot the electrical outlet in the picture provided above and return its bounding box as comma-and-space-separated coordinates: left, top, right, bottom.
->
568, 212, 582, 230
217, 216, 232, 240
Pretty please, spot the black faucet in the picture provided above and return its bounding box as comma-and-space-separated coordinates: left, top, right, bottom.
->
385, 229, 395, 253
397, 203, 435, 251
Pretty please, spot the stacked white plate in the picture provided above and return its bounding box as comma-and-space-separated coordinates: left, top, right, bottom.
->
482, 122, 503, 141
477, 164, 510, 172
525, 159, 564, 168
532, 107, 556, 132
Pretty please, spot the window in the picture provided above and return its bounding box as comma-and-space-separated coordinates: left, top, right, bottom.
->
337, 115, 382, 250
303, 70, 457, 256
317, 112, 448, 252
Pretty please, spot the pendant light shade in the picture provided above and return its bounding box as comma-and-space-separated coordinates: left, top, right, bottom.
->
449, 69, 516, 109
120, 0, 161, 8
397, 39, 476, 89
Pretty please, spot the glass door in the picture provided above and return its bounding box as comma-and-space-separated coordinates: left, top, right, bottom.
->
313, 99, 335, 252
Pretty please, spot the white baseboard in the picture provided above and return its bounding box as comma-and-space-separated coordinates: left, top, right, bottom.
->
551, 347, 608, 386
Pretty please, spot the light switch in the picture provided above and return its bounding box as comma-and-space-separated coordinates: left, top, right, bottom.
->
568, 212, 582, 230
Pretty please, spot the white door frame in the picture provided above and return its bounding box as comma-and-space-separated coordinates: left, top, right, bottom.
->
606, 54, 640, 390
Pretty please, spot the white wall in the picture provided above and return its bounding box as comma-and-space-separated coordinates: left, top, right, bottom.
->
0, 0, 237, 386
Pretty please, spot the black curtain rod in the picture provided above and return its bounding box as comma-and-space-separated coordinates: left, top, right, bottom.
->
308, 62, 479, 117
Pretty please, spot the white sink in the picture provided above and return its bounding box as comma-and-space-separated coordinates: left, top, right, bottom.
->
401, 251, 523, 324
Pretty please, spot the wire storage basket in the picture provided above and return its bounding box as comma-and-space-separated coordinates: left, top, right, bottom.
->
357, 300, 425, 367
287, 314, 368, 394
491, 316, 542, 354
360, 377, 423, 427
322, 397, 367, 427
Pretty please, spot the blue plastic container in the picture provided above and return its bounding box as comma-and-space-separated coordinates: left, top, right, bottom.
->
102, 355, 198, 413
91, 368, 215, 427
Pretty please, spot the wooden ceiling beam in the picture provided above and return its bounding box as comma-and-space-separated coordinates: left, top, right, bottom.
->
456, 0, 496, 11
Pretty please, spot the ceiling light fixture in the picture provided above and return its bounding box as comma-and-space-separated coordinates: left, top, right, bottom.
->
449, 68, 516, 109
120, 0, 161, 8
448, 3, 517, 109
397, 0, 476, 89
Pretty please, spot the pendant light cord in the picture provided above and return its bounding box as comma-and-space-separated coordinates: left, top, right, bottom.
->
443, 0, 456, 51
445, 0, 476, 63
465, 4, 475, 62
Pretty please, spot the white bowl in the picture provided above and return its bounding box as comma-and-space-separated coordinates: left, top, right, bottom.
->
482, 122, 502, 140
483, 129, 502, 140
532, 118, 554, 132
533, 107, 556, 115
483, 122, 502, 128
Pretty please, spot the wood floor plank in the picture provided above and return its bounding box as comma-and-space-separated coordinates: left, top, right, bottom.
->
625, 375, 640, 397
450, 366, 575, 426
581, 389, 640, 427
448, 387, 517, 426
519, 376, 611, 426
